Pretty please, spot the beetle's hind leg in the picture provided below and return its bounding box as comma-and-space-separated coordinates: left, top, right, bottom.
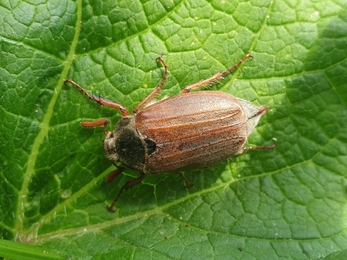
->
133, 56, 169, 114
179, 172, 192, 189
107, 171, 146, 212
241, 138, 277, 154
182, 53, 253, 93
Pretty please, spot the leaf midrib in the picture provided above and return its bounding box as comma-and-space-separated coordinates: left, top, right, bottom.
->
15, 0, 83, 239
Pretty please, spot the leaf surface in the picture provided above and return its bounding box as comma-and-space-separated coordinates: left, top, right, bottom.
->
1, 0, 347, 259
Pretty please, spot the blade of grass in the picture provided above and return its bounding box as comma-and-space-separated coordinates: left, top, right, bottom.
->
0, 239, 64, 260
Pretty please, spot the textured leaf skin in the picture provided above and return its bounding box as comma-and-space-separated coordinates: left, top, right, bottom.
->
1, 0, 347, 259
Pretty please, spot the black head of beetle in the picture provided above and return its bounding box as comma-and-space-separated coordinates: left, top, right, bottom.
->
104, 116, 156, 171
65, 54, 276, 212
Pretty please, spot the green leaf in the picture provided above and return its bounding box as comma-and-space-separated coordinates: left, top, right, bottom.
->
1, 0, 347, 259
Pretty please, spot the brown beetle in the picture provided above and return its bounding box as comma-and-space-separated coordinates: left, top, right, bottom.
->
65, 54, 276, 212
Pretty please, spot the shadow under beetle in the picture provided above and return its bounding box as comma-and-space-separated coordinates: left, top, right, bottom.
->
65, 54, 276, 212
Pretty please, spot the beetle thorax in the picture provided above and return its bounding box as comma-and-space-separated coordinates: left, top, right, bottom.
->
103, 116, 147, 171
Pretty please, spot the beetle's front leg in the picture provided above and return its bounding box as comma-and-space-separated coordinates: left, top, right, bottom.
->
107, 166, 125, 183
182, 53, 253, 93
107, 171, 147, 212
65, 79, 129, 117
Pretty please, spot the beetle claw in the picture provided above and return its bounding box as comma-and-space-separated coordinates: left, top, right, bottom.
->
107, 205, 116, 212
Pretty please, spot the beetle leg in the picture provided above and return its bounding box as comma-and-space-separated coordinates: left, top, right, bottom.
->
179, 172, 192, 189
65, 79, 129, 117
242, 138, 277, 153
107, 172, 146, 212
133, 56, 169, 114
107, 166, 125, 183
80, 118, 109, 136
182, 53, 253, 93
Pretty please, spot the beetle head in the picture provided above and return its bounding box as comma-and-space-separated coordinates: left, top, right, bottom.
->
103, 116, 147, 172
